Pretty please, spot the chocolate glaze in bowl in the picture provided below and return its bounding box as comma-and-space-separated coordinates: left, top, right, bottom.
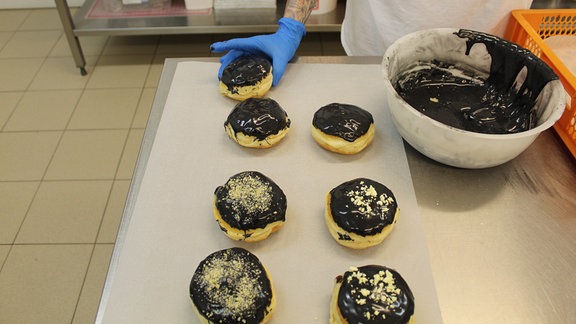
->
382, 28, 566, 168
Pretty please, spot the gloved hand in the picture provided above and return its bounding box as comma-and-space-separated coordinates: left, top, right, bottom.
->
210, 17, 306, 86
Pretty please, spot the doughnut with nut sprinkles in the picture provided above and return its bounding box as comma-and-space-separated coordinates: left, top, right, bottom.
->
325, 178, 398, 249
189, 247, 276, 324
330, 265, 415, 324
214, 171, 287, 242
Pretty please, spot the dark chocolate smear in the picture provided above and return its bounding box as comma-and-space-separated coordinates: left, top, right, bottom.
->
455, 29, 557, 103
394, 29, 558, 134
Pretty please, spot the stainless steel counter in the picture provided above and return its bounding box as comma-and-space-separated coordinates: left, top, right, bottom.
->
98, 57, 576, 323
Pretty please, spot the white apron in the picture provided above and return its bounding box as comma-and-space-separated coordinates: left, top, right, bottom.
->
341, 0, 533, 56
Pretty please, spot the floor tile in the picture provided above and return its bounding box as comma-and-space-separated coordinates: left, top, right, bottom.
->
132, 87, 155, 128
297, 32, 323, 55
116, 129, 144, 180
19, 8, 64, 31
0, 131, 61, 181
0, 91, 23, 130
102, 35, 158, 56
0, 58, 44, 91
86, 55, 153, 89
0, 244, 92, 324
0, 182, 39, 244
0, 31, 12, 50
156, 34, 212, 55
4, 90, 81, 131
0, 30, 62, 58
16, 180, 113, 244
97, 181, 130, 243
68, 88, 141, 130
210, 33, 256, 44
0, 10, 29, 31
44, 129, 128, 180
51, 34, 109, 57
0, 245, 9, 269
321, 32, 347, 55
145, 55, 166, 88
72, 244, 114, 324
29, 56, 97, 90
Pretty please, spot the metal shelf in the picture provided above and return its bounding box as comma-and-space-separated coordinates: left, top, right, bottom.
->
55, 0, 345, 74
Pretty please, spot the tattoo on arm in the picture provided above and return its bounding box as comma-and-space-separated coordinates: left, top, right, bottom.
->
284, 0, 317, 23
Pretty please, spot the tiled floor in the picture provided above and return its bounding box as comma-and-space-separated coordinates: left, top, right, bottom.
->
0, 7, 345, 324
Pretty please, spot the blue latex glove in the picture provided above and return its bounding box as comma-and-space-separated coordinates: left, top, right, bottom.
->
211, 17, 306, 86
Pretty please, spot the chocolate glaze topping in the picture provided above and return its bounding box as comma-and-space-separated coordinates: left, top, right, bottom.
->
215, 171, 287, 231
225, 98, 291, 141
190, 247, 273, 324
313, 103, 374, 142
221, 55, 272, 93
394, 29, 558, 134
337, 265, 414, 324
329, 178, 397, 236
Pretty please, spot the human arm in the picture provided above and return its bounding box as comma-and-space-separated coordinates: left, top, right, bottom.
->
210, 0, 318, 86
283, 0, 317, 23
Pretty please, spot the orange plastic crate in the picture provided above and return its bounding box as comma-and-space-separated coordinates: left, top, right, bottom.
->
504, 9, 576, 159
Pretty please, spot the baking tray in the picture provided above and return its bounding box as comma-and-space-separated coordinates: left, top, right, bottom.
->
96, 61, 443, 323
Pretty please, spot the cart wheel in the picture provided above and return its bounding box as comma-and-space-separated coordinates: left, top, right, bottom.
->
80, 67, 87, 76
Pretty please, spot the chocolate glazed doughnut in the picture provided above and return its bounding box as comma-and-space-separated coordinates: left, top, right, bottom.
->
312, 103, 375, 154
214, 171, 287, 242
219, 55, 273, 101
190, 247, 276, 324
325, 178, 398, 249
225, 98, 291, 148
330, 265, 415, 324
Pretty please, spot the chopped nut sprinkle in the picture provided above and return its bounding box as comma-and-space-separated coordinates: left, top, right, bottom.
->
347, 267, 402, 320
225, 173, 273, 217
344, 181, 394, 218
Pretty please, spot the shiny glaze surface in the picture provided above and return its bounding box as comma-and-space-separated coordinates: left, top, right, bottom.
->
337, 265, 415, 324
395, 29, 558, 134
313, 103, 374, 142
215, 171, 287, 231
329, 178, 397, 236
225, 98, 290, 140
221, 55, 271, 93
189, 247, 273, 323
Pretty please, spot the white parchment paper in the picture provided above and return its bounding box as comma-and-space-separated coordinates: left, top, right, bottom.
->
98, 62, 443, 323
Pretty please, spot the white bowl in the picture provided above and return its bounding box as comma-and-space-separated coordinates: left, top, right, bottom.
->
382, 28, 567, 168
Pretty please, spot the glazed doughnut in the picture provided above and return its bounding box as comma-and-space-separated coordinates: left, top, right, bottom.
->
311, 103, 375, 154
330, 265, 415, 324
214, 171, 287, 242
224, 97, 291, 148
325, 178, 398, 249
219, 55, 273, 101
190, 247, 276, 324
